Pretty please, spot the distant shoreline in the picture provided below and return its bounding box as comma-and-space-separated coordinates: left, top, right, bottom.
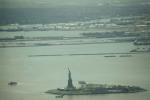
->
28, 52, 150, 57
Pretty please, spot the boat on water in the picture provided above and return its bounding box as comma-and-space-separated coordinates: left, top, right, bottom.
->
104, 55, 116, 57
119, 55, 132, 57
46, 68, 146, 95
55, 95, 64, 98
8, 81, 18, 86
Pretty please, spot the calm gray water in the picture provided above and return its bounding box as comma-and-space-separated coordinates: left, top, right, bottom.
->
0, 31, 150, 100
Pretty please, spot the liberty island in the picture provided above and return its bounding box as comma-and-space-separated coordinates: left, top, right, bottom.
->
45, 68, 146, 95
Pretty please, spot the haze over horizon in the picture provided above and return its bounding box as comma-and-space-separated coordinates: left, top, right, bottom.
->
1, 0, 150, 25
1, 0, 150, 8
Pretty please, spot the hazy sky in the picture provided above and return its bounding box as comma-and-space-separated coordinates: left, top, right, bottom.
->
1, 0, 150, 8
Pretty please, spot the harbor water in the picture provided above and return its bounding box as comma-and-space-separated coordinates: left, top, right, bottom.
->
0, 31, 150, 100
